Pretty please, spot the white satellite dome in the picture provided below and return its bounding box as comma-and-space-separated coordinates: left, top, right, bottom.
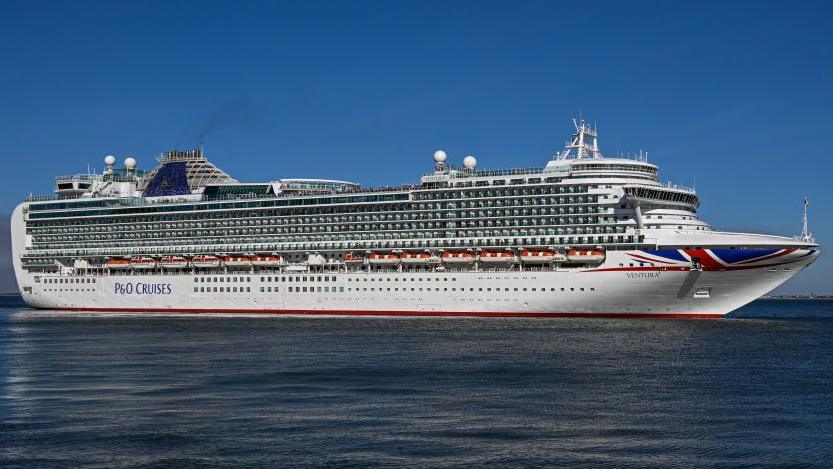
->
463, 155, 477, 170
104, 155, 116, 166
124, 157, 137, 170
433, 150, 447, 163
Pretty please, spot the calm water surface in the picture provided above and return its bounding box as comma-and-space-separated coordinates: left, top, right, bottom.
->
1, 299, 832, 468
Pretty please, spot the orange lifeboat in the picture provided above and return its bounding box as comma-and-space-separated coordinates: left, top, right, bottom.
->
105, 258, 131, 270
224, 256, 252, 267
129, 256, 157, 269
400, 252, 435, 265
191, 255, 221, 268
160, 255, 189, 269
566, 249, 606, 263
479, 251, 516, 263
251, 255, 284, 267
442, 251, 475, 264
368, 253, 400, 265
343, 252, 364, 264
519, 250, 556, 264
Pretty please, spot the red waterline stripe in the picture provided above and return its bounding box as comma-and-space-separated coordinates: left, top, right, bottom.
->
581, 266, 691, 273
49, 307, 724, 319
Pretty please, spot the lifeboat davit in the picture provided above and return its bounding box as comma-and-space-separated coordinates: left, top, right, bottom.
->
442, 251, 475, 264
566, 249, 606, 263
105, 258, 131, 270
224, 256, 252, 267
251, 255, 284, 267
368, 253, 400, 265
479, 251, 516, 263
400, 252, 435, 265
159, 255, 189, 269
343, 252, 364, 264
129, 256, 157, 269
519, 250, 556, 264
191, 255, 221, 268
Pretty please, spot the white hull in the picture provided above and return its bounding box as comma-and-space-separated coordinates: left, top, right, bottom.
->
13, 265, 812, 317
11, 224, 820, 318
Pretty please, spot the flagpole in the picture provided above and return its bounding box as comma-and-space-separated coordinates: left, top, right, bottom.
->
802, 197, 811, 241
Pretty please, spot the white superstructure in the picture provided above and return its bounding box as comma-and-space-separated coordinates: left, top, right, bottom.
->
10, 120, 820, 317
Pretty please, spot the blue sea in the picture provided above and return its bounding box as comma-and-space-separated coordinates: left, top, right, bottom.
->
1, 298, 832, 468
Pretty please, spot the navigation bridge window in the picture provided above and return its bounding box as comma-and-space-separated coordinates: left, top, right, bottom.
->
624, 186, 699, 207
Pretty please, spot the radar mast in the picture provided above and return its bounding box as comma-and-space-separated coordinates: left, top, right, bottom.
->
556, 119, 602, 160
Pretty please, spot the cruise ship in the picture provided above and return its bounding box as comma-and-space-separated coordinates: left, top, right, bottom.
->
10, 120, 820, 317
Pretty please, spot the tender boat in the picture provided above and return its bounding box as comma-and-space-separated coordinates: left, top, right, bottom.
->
519, 250, 556, 263
159, 255, 189, 269
343, 252, 364, 264
105, 258, 131, 270
566, 249, 606, 263
400, 252, 434, 264
191, 255, 221, 268
367, 253, 400, 265
479, 251, 516, 263
251, 255, 284, 267
442, 251, 475, 264
224, 256, 252, 267
129, 256, 157, 269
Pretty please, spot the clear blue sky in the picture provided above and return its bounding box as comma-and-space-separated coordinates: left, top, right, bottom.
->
1, 0, 831, 294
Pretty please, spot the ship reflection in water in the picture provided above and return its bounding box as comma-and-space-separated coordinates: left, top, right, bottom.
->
2, 300, 833, 467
